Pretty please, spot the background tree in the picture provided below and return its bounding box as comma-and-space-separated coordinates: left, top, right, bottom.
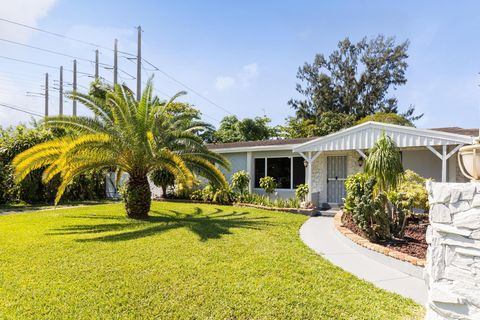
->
281, 111, 356, 138
357, 112, 413, 127
150, 169, 175, 198
214, 115, 278, 143
287, 35, 422, 137
0, 123, 105, 204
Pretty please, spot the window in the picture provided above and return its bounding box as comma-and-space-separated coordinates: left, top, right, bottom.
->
254, 156, 306, 189
267, 157, 291, 189
292, 157, 306, 188
254, 158, 265, 188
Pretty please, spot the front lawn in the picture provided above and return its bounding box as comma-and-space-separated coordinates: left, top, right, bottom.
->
0, 202, 422, 319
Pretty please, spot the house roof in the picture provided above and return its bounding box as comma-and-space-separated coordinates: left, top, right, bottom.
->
431, 127, 479, 137
207, 122, 478, 153
207, 137, 316, 153
293, 121, 474, 153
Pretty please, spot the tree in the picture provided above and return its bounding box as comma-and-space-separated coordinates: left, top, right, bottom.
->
365, 132, 404, 192
150, 169, 175, 198
13, 81, 229, 219
357, 112, 413, 127
289, 35, 422, 129
281, 111, 356, 138
214, 115, 278, 143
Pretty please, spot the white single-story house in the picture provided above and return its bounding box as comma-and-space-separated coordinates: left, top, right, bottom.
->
208, 121, 478, 208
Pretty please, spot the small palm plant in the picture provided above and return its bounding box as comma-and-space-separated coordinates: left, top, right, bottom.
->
12, 81, 229, 219
365, 132, 403, 192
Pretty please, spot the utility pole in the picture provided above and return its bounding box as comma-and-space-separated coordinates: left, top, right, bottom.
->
59, 66, 63, 116
73, 59, 77, 116
113, 38, 118, 86
136, 26, 142, 101
44, 73, 48, 117
95, 49, 99, 80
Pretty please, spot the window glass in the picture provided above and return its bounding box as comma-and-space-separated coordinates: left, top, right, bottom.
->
267, 157, 291, 189
292, 157, 306, 188
254, 158, 265, 188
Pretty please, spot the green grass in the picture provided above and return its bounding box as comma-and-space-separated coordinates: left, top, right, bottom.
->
0, 201, 423, 319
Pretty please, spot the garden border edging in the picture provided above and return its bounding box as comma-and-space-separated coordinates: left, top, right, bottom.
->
334, 211, 426, 267
154, 198, 315, 215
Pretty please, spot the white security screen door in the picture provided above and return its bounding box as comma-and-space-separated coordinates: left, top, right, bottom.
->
327, 156, 347, 203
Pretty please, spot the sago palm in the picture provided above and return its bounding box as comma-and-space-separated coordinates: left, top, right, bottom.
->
12, 81, 229, 219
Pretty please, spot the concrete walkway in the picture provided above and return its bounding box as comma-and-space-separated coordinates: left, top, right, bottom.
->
300, 216, 427, 305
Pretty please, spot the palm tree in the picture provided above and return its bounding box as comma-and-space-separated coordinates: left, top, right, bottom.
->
365, 132, 403, 192
12, 81, 229, 219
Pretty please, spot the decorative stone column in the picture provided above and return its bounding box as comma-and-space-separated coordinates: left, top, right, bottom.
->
425, 181, 480, 319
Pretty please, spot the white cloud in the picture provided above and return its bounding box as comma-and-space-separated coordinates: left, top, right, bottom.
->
214, 63, 259, 92
215, 76, 236, 91
0, 0, 58, 41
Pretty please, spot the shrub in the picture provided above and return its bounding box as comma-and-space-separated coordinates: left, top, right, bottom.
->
259, 176, 276, 195
213, 186, 235, 204
295, 184, 309, 202
231, 170, 250, 195
190, 189, 203, 201
345, 174, 390, 241
397, 170, 429, 211
201, 184, 216, 202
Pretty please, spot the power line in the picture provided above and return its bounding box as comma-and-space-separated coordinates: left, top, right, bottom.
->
0, 55, 92, 76
142, 58, 233, 115
0, 102, 43, 117
0, 17, 135, 57
0, 17, 231, 121
0, 38, 136, 80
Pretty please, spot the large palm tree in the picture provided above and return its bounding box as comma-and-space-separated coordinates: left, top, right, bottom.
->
12, 81, 229, 219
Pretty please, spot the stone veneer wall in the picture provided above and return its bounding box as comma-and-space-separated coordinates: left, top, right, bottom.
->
311, 151, 363, 204
425, 181, 480, 320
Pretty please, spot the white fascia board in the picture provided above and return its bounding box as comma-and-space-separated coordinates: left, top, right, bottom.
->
210, 144, 299, 154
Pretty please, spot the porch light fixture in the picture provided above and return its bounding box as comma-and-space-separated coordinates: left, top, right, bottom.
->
458, 130, 480, 181
357, 157, 364, 167
303, 159, 309, 167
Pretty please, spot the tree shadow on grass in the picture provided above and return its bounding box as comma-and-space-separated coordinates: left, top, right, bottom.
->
47, 207, 272, 243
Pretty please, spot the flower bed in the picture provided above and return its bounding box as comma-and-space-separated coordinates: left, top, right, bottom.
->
335, 211, 426, 267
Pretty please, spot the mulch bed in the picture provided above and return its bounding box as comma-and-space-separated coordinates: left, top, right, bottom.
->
342, 213, 428, 260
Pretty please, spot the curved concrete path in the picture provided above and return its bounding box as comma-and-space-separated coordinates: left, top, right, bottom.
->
300, 216, 427, 305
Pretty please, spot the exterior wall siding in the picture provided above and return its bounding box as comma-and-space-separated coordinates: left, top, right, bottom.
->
220, 152, 247, 182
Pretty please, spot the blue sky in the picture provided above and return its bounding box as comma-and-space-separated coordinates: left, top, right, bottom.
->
0, 0, 479, 129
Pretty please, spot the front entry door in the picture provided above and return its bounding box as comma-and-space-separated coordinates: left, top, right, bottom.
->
327, 156, 347, 204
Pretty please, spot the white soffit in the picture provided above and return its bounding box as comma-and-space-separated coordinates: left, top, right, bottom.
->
293, 121, 474, 153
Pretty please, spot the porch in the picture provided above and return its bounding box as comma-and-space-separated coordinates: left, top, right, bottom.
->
293, 122, 474, 206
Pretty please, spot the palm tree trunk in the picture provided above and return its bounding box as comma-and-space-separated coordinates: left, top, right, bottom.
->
161, 185, 167, 198
124, 174, 151, 219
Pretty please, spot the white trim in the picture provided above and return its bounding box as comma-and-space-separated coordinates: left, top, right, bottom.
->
426, 145, 442, 159
356, 149, 367, 158
293, 121, 474, 153
446, 144, 463, 159
212, 143, 303, 153
246, 151, 253, 193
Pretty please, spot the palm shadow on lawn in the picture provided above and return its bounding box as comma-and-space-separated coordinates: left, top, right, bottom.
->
47, 207, 272, 242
